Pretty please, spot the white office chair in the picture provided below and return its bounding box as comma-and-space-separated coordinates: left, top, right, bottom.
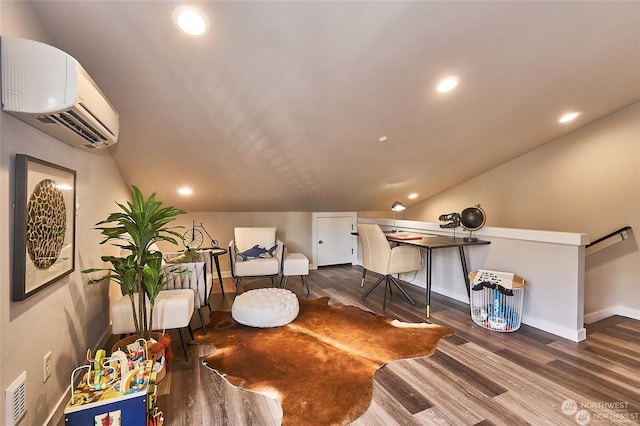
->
357, 223, 421, 309
228, 227, 285, 296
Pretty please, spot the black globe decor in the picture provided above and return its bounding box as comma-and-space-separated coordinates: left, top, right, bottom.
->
460, 204, 486, 242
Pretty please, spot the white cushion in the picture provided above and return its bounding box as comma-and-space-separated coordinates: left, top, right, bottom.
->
283, 253, 309, 276
234, 256, 280, 276
234, 227, 276, 253
153, 289, 194, 329
111, 295, 139, 335
232, 288, 299, 328
110, 289, 195, 334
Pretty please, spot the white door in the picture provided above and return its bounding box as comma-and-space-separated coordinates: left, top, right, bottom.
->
317, 215, 354, 266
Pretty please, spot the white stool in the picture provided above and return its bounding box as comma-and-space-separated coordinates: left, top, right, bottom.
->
111, 289, 195, 360
281, 253, 310, 295
232, 288, 299, 327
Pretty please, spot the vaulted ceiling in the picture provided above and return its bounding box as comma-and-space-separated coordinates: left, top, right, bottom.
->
25, 1, 640, 212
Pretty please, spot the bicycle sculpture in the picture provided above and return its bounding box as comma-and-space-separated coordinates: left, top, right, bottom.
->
183, 220, 219, 249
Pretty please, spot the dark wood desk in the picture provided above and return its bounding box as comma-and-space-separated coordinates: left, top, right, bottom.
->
385, 233, 490, 318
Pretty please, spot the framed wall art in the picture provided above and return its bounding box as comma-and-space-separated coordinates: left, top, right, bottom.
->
13, 154, 76, 301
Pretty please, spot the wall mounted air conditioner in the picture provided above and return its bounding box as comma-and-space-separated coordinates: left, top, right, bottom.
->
1, 36, 119, 149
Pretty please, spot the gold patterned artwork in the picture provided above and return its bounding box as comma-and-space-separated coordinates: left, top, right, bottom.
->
26, 179, 67, 269
13, 155, 76, 301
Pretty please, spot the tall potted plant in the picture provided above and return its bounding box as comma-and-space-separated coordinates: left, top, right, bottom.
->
83, 186, 185, 339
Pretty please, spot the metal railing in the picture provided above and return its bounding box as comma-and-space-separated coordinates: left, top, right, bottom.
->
587, 226, 632, 248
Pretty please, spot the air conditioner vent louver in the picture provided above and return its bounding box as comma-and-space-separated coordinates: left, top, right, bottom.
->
48, 109, 107, 145
35, 116, 56, 124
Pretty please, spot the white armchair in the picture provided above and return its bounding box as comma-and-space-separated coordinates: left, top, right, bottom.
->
228, 227, 285, 297
163, 249, 213, 332
357, 223, 421, 309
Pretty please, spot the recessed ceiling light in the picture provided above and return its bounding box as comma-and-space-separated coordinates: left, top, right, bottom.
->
437, 76, 460, 93
178, 187, 193, 196
172, 6, 210, 38
378, 136, 388, 142
408, 193, 418, 199
558, 111, 581, 124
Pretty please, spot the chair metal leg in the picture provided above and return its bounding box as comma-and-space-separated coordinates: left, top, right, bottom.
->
188, 324, 195, 340
388, 275, 416, 305
198, 307, 207, 334
363, 274, 415, 308
360, 269, 367, 288
178, 327, 190, 361
362, 275, 385, 299
282, 276, 289, 289
302, 275, 310, 296
382, 276, 391, 309
234, 278, 242, 297
271, 276, 278, 287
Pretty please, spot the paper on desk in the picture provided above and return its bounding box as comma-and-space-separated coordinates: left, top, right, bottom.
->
385, 232, 423, 240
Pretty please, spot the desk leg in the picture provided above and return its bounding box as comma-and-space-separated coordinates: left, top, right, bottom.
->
458, 246, 471, 298
426, 248, 432, 318
213, 255, 225, 297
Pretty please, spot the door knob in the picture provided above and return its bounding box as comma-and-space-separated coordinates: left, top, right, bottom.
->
319, 240, 323, 244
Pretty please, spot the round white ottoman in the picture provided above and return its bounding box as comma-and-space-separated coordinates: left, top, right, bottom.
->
232, 288, 299, 328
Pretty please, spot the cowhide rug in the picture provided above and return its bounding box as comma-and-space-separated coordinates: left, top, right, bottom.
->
193, 297, 453, 426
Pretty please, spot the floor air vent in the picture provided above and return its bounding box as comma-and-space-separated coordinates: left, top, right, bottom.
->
5, 371, 26, 426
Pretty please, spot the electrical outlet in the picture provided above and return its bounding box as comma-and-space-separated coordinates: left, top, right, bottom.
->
43, 351, 52, 382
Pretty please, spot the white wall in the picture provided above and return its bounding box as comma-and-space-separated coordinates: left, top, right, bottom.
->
1, 3, 633, 421
0, 3, 129, 424
156, 212, 314, 272
405, 103, 640, 321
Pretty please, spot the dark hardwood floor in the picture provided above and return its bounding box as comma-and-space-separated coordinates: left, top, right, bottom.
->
121, 266, 640, 425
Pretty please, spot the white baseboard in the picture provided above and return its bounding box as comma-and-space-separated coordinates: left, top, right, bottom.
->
419, 282, 590, 341
45, 387, 71, 426
584, 305, 640, 324
264, 261, 638, 335
520, 314, 587, 342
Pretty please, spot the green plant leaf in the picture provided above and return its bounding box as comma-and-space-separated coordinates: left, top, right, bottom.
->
83, 185, 186, 337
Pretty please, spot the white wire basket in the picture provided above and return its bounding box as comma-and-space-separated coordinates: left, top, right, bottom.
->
469, 270, 525, 332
